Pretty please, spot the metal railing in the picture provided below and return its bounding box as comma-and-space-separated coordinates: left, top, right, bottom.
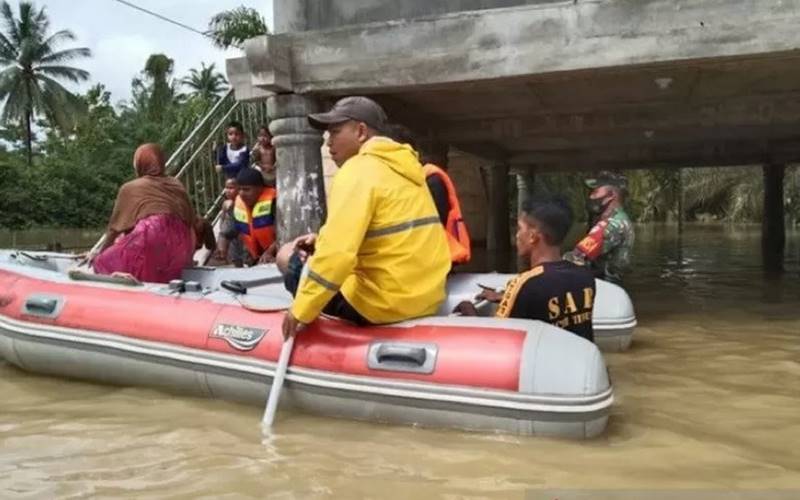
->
166, 89, 270, 220
90, 89, 270, 253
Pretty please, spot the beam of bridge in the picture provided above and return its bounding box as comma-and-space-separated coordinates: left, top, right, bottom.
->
229, 0, 800, 169
251, 0, 800, 94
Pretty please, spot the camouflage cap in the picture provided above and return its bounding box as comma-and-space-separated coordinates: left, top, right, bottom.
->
585, 171, 628, 190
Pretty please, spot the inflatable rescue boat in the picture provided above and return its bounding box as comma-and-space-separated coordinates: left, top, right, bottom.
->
0, 251, 629, 439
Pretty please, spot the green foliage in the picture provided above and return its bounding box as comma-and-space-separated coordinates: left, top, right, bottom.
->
625, 169, 682, 222
0, 54, 224, 229
128, 53, 181, 129
0, 84, 133, 229
0, 1, 90, 165
207, 6, 268, 49
182, 62, 227, 102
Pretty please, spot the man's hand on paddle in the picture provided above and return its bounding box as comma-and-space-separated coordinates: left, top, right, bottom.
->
282, 311, 306, 340
293, 233, 317, 262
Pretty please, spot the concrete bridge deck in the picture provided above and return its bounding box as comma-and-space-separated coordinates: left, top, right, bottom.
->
230, 0, 800, 170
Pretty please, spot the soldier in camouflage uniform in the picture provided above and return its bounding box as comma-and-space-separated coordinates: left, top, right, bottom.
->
564, 171, 634, 285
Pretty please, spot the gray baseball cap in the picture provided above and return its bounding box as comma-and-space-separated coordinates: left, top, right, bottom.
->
308, 96, 388, 131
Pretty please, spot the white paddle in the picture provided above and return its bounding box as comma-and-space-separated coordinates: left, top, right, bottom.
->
261, 335, 295, 429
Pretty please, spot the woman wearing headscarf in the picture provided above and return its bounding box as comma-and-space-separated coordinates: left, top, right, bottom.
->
89, 144, 197, 283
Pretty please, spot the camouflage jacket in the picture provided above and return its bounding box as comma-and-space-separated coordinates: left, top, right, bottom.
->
564, 207, 634, 284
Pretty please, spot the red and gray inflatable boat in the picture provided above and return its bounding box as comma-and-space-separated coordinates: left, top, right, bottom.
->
0, 251, 628, 439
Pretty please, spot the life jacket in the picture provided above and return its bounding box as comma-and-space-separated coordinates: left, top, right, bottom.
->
234, 188, 277, 259
422, 163, 471, 264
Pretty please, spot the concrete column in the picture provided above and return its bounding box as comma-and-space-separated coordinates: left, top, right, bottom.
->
516, 172, 536, 217
676, 167, 684, 236
273, 0, 307, 33
268, 94, 326, 244
515, 172, 535, 271
762, 163, 785, 270
486, 164, 511, 252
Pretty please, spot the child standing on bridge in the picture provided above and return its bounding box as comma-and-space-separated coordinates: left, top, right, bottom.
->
215, 121, 250, 179
251, 125, 276, 183
213, 178, 246, 267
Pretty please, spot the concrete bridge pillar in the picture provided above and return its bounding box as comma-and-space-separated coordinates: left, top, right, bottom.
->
268, 94, 326, 244
486, 164, 511, 253
516, 172, 536, 216
762, 163, 785, 271
515, 172, 535, 271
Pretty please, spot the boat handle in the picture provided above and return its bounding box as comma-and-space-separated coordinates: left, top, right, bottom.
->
376, 344, 427, 366
367, 341, 437, 374
23, 295, 64, 318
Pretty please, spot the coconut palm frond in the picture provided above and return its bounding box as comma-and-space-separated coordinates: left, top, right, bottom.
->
36, 64, 89, 83
207, 6, 268, 49
181, 62, 228, 101
0, 0, 90, 165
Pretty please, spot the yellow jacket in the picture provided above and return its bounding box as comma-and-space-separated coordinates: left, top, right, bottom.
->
291, 137, 451, 324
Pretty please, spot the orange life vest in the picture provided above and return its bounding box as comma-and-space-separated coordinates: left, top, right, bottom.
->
423, 163, 471, 264
234, 188, 277, 259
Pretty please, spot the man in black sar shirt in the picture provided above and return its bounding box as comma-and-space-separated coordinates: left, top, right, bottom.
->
456, 195, 596, 342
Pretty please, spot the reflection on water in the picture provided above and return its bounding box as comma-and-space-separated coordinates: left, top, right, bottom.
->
1, 224, 799, 497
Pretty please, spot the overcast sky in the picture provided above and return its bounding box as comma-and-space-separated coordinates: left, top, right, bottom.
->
36, 0, 274, 104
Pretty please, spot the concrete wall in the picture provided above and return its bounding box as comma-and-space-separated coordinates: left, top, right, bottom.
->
304, 0, 556, 30
443, 151, 489, 244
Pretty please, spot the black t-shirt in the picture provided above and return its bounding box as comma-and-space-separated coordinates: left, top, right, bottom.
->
496, 260, 595, 342
426, 175, 450, 225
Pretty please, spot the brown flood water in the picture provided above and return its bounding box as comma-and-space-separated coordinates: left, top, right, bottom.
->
1, 224, 799, 497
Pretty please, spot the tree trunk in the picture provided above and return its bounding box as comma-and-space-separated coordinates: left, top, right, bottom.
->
23, 78, 34, 167
23, 108, 34, 167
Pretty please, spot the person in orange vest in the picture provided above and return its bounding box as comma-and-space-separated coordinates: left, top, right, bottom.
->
232, 168, 278, 264
421, 144, 472, 265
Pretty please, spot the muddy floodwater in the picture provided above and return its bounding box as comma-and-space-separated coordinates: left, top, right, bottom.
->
1, 224, 799, 498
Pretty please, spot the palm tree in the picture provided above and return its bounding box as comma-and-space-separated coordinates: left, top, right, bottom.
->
131, 54, 180, 123
681, 166, 764, 222
181, 63, 228, 102
207, 6, 268, 49
0, 1, 90, 166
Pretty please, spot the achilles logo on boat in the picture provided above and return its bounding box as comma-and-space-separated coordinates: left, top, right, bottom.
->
211, 323, 267, 351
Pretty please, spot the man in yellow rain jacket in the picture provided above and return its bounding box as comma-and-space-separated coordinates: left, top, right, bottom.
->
280, 97, 451, 339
